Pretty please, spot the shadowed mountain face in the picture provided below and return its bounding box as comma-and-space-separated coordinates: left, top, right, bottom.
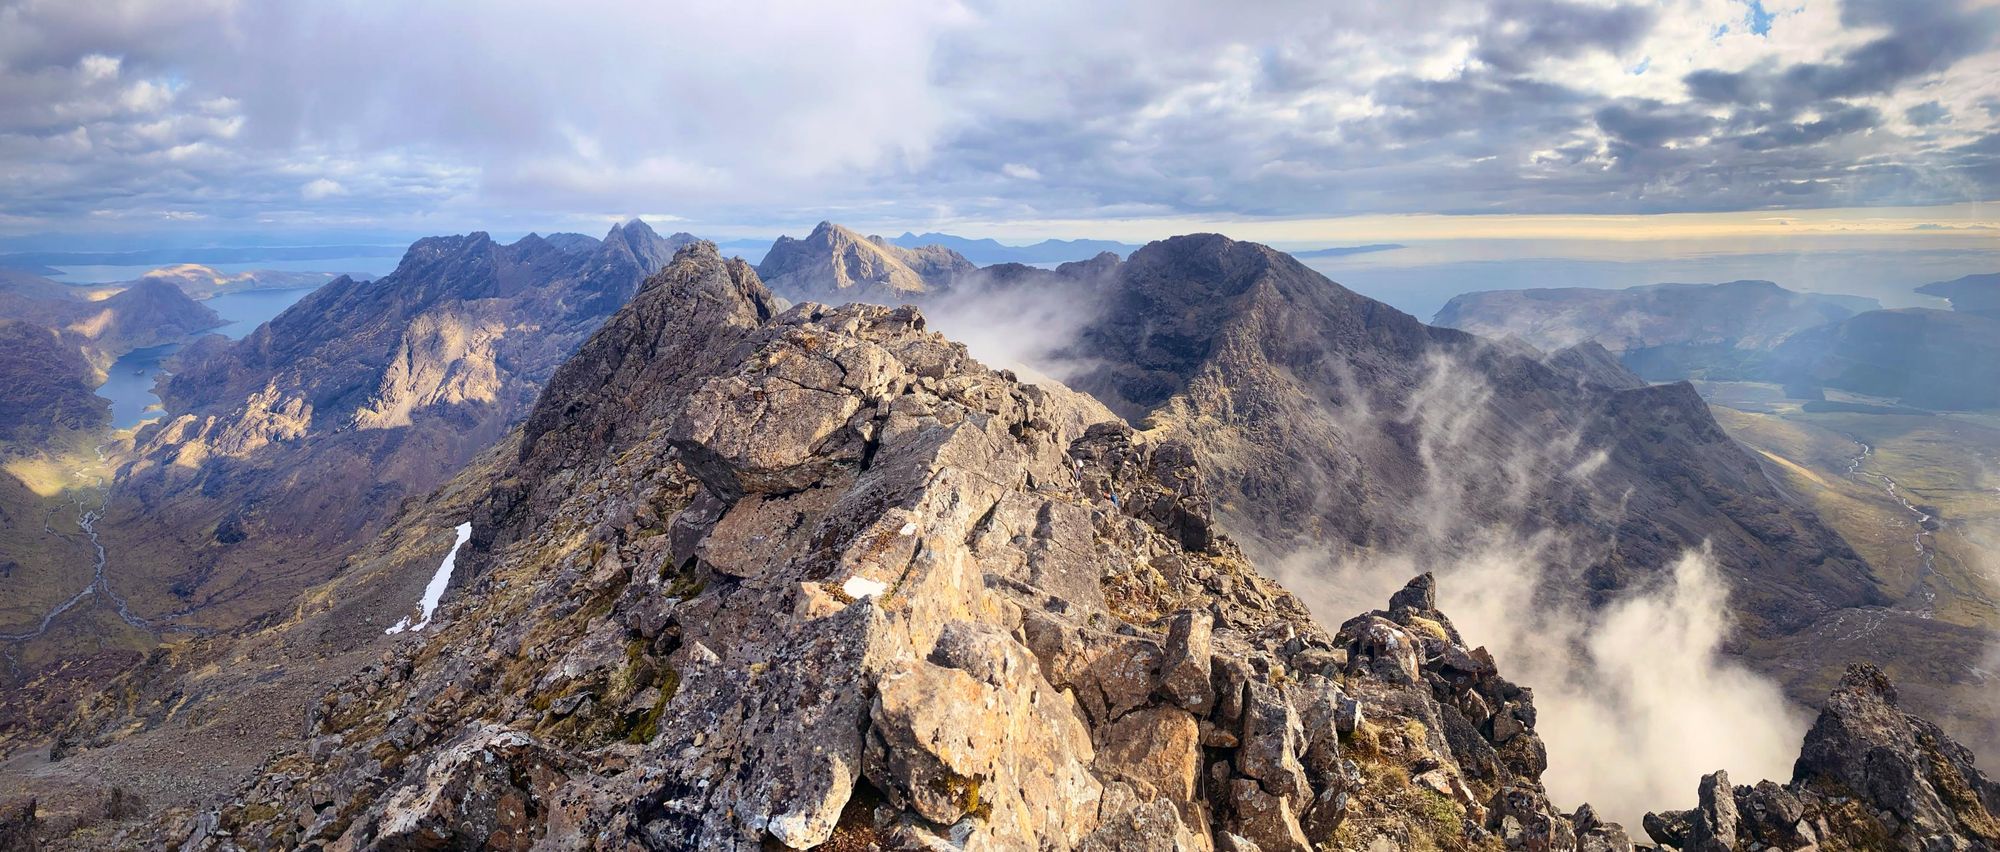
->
0, 271, 217, 448
755, 221, 973, 303
0, 320, 105, 442
1433, 280, 1878, 383
1062, 235, 1880, 636
91, 220, 692, 642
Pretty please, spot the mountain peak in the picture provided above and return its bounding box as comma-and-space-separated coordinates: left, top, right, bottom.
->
754, 220, 971, 303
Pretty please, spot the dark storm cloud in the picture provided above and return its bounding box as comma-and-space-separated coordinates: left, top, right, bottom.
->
1473, 0, 1658, 73
1595, 100, 1716, 148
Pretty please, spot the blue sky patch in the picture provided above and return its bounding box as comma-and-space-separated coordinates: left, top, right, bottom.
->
1745, 0, 1775, 36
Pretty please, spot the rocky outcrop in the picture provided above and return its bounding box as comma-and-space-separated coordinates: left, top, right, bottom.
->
1646, 664, 2000, 851
129, 243, 1615, 851
755, 221, 972, 303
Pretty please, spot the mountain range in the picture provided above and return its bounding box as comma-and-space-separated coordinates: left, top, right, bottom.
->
2, 226, 1997, 850
120, 264, 341, 299
1437, 278, 2000, 411
886, 231, 1139, 265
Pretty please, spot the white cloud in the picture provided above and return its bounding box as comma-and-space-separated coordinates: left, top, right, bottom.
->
77, 53, 121, 82
301, 177, 347, 200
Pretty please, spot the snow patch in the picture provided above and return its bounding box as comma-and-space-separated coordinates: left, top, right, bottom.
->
842, 575, 888, 600
386, 522, 473, 635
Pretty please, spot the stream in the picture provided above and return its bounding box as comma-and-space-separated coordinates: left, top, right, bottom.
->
1845, 439, 1941, 615
0, 444, 161, 674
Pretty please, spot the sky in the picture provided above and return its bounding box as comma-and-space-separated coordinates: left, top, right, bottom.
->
1, 0, 1998, 247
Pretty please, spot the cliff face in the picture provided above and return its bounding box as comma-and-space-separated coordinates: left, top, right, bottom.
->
93, 220, 692, 641
128, 244, 1600, 851
755, 221, 973, 303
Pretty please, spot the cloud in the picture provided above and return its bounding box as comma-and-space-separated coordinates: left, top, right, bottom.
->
0, 0, 1997, 235
300, 178, 347, 200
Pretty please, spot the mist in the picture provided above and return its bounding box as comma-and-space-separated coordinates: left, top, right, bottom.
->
1265, 351, 1809, 831
918, 265, 1114, 386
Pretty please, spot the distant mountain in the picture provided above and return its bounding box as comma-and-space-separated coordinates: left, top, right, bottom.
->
1438, 278, 2000, 410
1433, 280, 1878, 381
1289, 242, 1405, 258
756, 221, 973, 302
887, 231, 1138, 264
1765, 307, 2000, 409
93, 219, 693, 645
1063, 237, 1878, 631
0, 269, 221, 369
1916, 272, 2000, 316
125, 264, 339, 299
